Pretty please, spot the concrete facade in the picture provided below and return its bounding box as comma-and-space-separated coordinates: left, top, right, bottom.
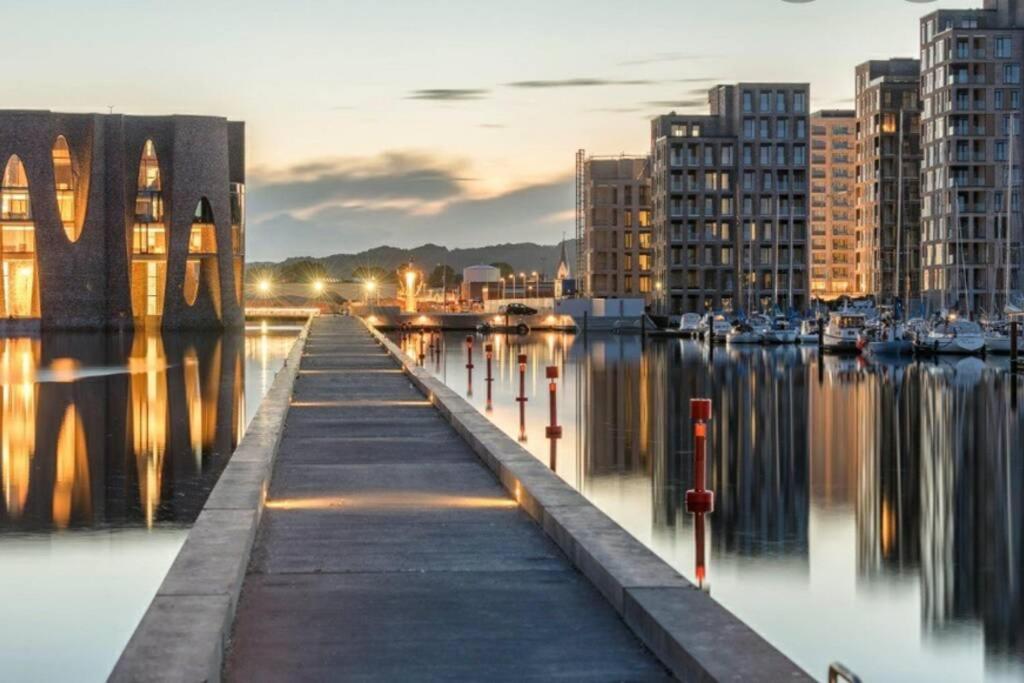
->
920, 1, 1024, 312
810, 109, 858, 299
0, 110, 245, 330
582, 156, 654, 301
854, 59, 923, 304
650, 83, 811, 315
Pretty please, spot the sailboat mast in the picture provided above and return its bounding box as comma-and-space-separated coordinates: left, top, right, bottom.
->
773, 200, 779, 310
1005, 111, 1014, 312
895, 109, 904, 314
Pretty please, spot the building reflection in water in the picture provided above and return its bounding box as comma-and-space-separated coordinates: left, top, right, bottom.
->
424, 331, 1024, 678
0, 329, 246, 531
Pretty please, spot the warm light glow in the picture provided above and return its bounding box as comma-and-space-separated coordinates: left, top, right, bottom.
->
312, 279, 325, 294
265, 492, 518, 511
367, 315, 379, 325
258, 278, 271, 294
365, 279, 377, 292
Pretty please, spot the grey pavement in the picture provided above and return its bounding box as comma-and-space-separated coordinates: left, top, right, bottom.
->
225, 316, 671, 682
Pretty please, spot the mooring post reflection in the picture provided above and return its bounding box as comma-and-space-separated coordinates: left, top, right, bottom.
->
412, 331, 1024, 681
0, 328, 246, 531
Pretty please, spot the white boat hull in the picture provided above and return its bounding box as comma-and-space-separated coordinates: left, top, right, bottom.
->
823, 333, 860, 352
984, 335, 1023, 354
764, 330, 798, 344
727, 332, 763, 344
915, 336, 985, 355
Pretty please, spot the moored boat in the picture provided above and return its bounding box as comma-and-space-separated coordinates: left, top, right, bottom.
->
823, 310, 867, 353
914, 317, 985, 355
727, 320, 763, 345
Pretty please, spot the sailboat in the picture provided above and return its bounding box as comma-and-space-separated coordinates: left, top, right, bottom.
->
985, 111, 1023, 353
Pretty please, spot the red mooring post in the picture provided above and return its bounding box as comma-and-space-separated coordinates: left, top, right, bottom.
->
485, 343, 494, 411
516, 353, 528, 441
685, 398, 714, 515
545, 366, 562, 469
465, 335, 474, 396
694, 512, 707, 589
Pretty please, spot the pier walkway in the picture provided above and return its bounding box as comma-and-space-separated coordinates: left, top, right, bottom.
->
225, 316, 670, 681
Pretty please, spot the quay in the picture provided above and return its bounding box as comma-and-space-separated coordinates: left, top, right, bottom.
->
111, 316, 810, 682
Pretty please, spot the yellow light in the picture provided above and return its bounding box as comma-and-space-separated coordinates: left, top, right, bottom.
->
265, 493, 518, 511
655, 281, 663, 291
417, 315, 430, 325
312, 279, 325, 294
519, 272, 526, 277
365, 279, 376, 292
257, 279, 271, 294
546, 315, 557, 324
16, 266, 33, 278
367, 315, 379, 325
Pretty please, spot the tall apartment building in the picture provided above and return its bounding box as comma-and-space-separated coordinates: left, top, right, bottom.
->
810, 110, 858, 299
650, 83, 811, 315
582, 156, 653, 299
855, 59, 923, 305
920, 0, 1024, 313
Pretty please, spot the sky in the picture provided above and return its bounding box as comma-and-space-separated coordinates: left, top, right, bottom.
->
4, 0, 969, 261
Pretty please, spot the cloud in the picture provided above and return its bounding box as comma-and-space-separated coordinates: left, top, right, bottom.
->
406, 88, 488, 101
643, 99, 706, 109
245, 152, 572, 260
506, 78, 660, 89
617, 53, 707, 67
248, 152, 471, 217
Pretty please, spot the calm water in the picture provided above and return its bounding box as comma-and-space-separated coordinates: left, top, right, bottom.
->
0, 323, 299, 682
398, 330, 1024, 683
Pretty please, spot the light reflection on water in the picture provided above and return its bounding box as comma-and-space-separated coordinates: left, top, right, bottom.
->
0, 325, 299, 682
404, 330, 1024, 683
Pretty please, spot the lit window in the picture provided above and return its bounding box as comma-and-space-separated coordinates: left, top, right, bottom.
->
52, 136, 80, 241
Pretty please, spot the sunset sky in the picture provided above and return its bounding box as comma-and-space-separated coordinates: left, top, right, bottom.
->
6, 0, 963, 260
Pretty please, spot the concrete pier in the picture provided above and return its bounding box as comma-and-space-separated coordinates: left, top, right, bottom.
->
225, 317, 670, 680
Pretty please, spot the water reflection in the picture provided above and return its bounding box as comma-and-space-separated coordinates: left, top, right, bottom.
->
413, 330, 1024, 682
0, 330, 251, 532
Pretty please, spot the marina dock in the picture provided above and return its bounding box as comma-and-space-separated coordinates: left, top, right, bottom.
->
224, 316, 671, 680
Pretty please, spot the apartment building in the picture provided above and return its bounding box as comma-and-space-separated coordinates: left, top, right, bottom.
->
650, 83, 811, 315
582, 156, 653, 299
810, 109, 858, 299
855, 59, 923, 305
920, 0, 1024, 313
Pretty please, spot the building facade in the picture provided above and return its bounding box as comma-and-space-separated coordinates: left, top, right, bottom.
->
920, 0, 1024, 313
810, 110, 858, 299
854, 59, 923, 305
650, 83, 811, 315
0, 110, 245, 330
582, 156, 653, 299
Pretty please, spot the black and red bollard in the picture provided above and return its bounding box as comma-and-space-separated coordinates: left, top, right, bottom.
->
485, 343, 494, 411
545, 366, 562, 470
516, 353, 528, 441
686, 399, 713, 590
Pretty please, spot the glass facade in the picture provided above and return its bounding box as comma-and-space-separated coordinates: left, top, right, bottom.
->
131, 141, 166, 320
0, 156, 39, 318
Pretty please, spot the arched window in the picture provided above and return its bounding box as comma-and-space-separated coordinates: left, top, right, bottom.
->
52, 136, 80, 242
0, 155, 39, 318
190, 198, 216, 254
131, 141, 166, 320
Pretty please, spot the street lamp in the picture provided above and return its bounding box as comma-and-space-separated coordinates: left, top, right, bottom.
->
531, 271, 539, 298
364, 279, 377, 304
312, 279, 325, 294
519, 272, 526, 300
257, 278, 271, 296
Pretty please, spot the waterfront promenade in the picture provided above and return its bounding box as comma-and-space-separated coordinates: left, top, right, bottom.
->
225, 316, 671, 680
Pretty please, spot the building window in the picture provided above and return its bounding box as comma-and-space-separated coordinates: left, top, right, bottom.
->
996, 37, 1012, 58
759, 92, 771, 113
794, 91, 807, 113
131, 140, 167, 319
775, 92, 787, 113
0, 155, 39, 318
1005, 64, 1021, 85
52, 136, 80, 242
742, 91, 753, 113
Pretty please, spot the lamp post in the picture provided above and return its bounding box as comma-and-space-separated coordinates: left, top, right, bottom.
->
364, 279, 376, 304
519, 272, 526, 300
531, 271, 539, 298
257, 278, 271, 296
501, 277, 506, 300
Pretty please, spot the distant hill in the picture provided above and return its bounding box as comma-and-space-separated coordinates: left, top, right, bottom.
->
250, 240, 577, 280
